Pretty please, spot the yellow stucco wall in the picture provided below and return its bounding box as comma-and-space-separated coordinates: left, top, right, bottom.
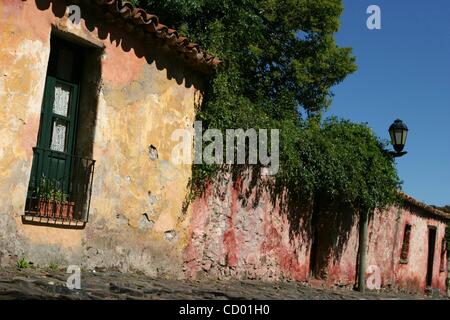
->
0, 0, 202, 276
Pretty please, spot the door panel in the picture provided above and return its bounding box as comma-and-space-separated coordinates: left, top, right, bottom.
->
31, 76, 79, 196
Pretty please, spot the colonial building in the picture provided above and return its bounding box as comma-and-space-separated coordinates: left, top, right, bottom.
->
186, 175, 449, 295
0, 0, 448, 296
0, 0, 217, 276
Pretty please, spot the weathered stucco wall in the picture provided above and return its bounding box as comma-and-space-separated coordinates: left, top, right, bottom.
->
185, 173, 448, 294
184, 172, 311, 281
366, 207, 447, 293
0, 0, 202, 276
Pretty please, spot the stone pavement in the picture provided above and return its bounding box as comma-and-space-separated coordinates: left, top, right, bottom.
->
0, 268, 447, 300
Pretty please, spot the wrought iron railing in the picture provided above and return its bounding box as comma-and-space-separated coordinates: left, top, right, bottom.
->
24, 147, 96, 223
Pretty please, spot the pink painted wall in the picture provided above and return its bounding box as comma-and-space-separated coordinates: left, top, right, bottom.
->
184, 173, 311, 281
366, 207, 447, 293
185, 172, 449, 294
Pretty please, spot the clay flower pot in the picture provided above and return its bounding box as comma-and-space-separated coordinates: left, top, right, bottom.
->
28, 198, 74, 220
54, 202, 75, 220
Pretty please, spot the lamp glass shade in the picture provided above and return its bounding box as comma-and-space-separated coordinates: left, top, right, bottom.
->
401, 130, 408, 146
389, 119, 408, 153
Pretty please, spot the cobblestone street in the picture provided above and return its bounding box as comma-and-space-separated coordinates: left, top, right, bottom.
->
0, 268, 447, 300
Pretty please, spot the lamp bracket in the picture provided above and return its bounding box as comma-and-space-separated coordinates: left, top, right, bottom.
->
389, 151, 408, 158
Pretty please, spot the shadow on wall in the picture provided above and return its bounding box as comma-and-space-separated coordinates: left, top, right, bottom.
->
309, 199, 356, 280
226, 166, 357, 280
34, 0, 206, 90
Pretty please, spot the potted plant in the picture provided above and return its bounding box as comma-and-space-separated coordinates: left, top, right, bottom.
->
29, 178, 74, 220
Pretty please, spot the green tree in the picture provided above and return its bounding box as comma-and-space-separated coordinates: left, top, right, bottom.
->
135, 0, 402, 292
136, 0, 356, 118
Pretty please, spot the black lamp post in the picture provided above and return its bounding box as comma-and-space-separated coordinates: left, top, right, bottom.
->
389, 119, 408, 157
358, 119, 409, 292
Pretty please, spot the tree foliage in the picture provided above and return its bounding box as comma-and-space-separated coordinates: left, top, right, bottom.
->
133, 0, 401, 212
136, 0, 355, 118
282, 118, 400, 211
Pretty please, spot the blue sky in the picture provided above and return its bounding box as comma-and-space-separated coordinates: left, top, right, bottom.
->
327, 0, 450, 206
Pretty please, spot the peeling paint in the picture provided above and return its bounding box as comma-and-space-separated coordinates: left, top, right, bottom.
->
0, 0, 202, 277
185, 171, 448, 294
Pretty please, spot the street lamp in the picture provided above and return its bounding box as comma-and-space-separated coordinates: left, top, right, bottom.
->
389, 119, 408, 157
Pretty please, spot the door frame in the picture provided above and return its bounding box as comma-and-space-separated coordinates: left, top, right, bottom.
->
426, 226, 438, 288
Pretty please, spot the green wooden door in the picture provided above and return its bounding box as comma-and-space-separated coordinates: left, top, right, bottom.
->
32, 76, 80, 196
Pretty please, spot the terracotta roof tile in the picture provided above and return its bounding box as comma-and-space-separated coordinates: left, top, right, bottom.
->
400, 192, 450, 221
94, 0, 221, 71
